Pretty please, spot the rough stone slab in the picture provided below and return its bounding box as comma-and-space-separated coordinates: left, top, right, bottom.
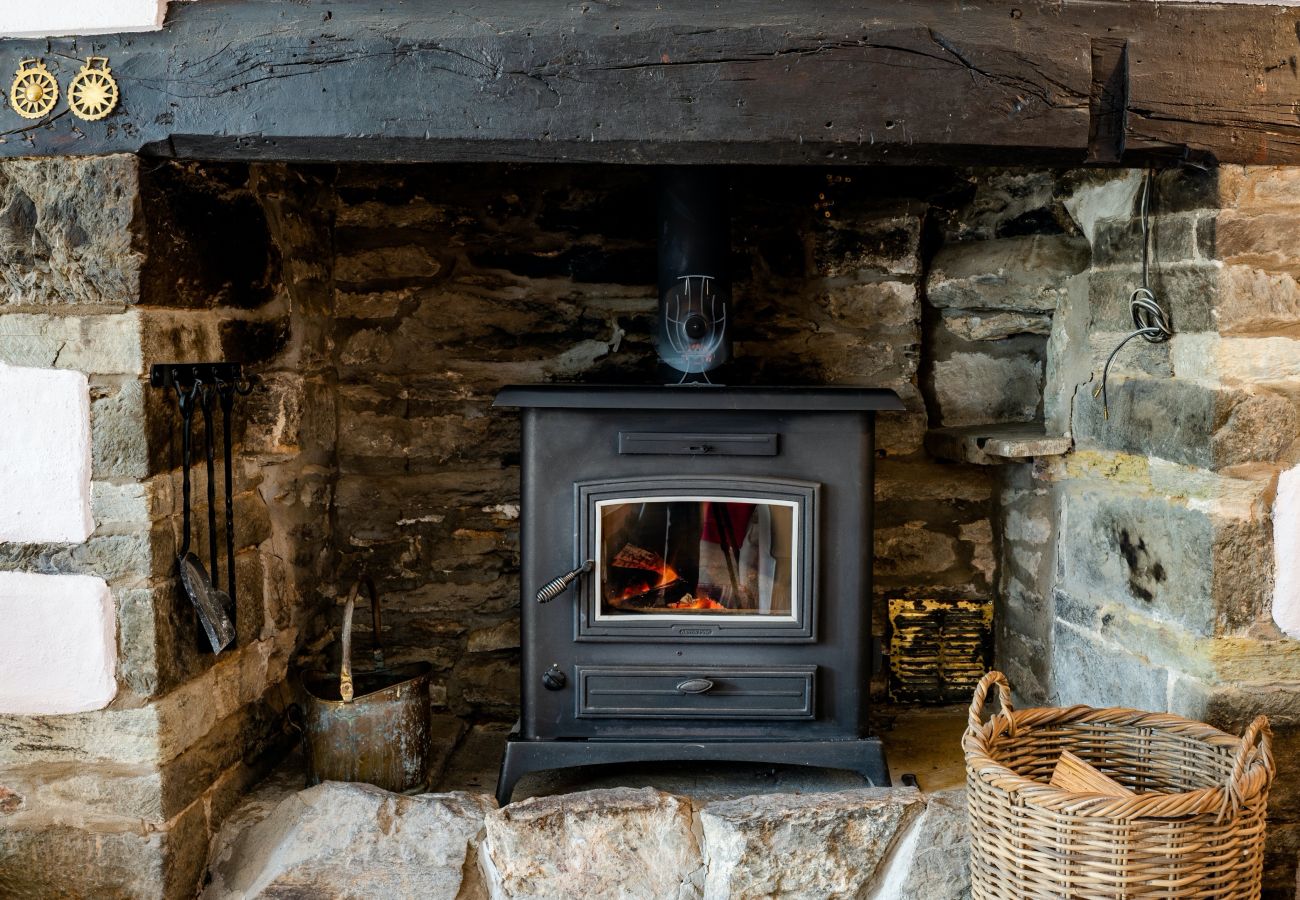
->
1062, 171, 1143, 243
1085, 263, 1216, 334
1173, 333, 1300, 388
0, 312, 143, 374
875, 523, 958, 581
821, 281, 919, 329
482, 787, 704, 899
0, 363, 92, 543
927, 235, 1088, 313
700, 787, 923, 900
931, 351, 1043, 427
0, 704, 159, 767
941, 310, 1052, 342
1214, 264, 1300, 335
90, 379, 152, 481
0, 157, 142, 308
1072, 374, 1297, 470
203, 782, 493, 899
943, 170, 1062, 243
1219, 166, 1300, 211
0, 760, 162, 823
1215, 209, 1300, 277
1055, 484, 1270, 636
1053, 589, 1218, 685
875, 459, 993, 503
0, 820, 165, 898
465, 619, 520, 652
925, 424, 1070, 466
1052, 615, 1172, 712
888, 788, 971, 900
0, 527, 164, 584
811, 205, 924, 277
1091, 212, 1199, 269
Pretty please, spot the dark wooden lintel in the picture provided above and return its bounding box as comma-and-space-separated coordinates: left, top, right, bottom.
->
0, 0, 1295, 166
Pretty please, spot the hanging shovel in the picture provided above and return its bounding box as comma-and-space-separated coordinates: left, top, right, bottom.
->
175, 378, 235, 653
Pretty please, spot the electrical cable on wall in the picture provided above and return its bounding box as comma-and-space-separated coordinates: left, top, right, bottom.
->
1094, 169, 1174, 420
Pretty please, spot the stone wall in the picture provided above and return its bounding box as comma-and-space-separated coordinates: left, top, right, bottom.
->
0, 157, 336, 897
986, 166, 1300, 898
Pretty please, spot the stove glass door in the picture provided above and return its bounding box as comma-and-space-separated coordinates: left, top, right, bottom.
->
595, 496, 798, 621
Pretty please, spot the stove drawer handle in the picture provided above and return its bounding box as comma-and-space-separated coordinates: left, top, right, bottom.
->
676, 678, 715, 694
535, 560, 594, 603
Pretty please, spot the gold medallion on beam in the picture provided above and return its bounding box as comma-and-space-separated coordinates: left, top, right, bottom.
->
67, 57, 119, 122
10, 59, 58, 120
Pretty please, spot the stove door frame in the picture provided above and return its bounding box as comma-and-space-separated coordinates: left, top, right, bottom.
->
575, 475, 818, 642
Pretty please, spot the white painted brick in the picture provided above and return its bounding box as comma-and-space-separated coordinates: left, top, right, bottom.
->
0, 362, 93, 543
0, 1, 167, 38
1274, 464, 1300, 639
0, 572, 116, 714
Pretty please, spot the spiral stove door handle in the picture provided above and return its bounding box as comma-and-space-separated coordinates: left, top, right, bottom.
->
535, 560, 594, 603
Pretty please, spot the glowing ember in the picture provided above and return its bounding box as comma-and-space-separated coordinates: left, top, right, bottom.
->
668, 594, 725, 610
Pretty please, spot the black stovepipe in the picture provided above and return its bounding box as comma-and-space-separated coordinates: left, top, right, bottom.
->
656, 167, 731, 383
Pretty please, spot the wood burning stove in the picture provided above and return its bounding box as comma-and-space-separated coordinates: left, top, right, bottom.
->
493, 384, 904, 804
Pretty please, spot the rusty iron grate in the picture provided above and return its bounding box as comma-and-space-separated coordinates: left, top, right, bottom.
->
888, 597, 993, 704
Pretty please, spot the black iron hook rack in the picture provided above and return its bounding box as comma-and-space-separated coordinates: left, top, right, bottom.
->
149, 363, 257, 393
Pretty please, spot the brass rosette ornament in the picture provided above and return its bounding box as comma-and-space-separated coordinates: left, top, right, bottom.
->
10, 59, 58, 120
67, 57, 119, 122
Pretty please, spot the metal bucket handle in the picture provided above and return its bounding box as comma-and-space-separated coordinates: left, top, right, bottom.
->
339, 575, 384, 703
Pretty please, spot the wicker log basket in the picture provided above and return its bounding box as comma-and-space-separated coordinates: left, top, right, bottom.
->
962, 671, 1275, 899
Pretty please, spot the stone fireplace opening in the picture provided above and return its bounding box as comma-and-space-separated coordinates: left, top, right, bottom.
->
5, 154, 1300, 897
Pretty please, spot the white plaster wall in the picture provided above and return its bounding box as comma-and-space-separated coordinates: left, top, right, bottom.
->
1274, 463, 1300, 639
0, 362, 93, 544
0, 0, 169, 38
0, 571, 116, 714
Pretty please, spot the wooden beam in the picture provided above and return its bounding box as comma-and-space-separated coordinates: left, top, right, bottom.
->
0, 0, 1293, 166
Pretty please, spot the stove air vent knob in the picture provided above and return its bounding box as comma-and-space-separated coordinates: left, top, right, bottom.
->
542, 664, 567, 691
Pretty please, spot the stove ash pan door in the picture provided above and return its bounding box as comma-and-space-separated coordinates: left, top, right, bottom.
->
576, 476, 818, 642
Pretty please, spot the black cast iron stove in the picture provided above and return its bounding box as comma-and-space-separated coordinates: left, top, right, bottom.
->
492, 170, 903, 804
492, 384, 903, 804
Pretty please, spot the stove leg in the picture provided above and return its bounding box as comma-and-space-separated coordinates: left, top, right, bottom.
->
853, 749, 892, 787
495, 739, 527, 807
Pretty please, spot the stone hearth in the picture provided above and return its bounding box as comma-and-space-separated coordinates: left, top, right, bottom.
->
201, 708, 970, 900
3, 156, 1300, 898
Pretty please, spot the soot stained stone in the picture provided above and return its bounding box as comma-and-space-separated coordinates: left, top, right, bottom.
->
1051, 486, 1273, 637
140, 162, 278, 311
219, 317, 290, 366
1113, 527, 1166, 603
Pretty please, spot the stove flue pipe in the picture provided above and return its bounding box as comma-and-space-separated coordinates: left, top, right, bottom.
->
656, 168, 731, 383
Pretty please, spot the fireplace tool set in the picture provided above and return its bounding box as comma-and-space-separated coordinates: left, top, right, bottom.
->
153, 363, 255, 654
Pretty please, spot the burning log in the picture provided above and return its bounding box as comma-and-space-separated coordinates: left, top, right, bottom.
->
612, 543, 675, 577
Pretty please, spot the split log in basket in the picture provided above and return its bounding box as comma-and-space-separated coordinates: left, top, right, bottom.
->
1049, 749, 1135, 797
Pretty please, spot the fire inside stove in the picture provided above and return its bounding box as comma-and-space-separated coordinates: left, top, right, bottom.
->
595, 496, 797, 619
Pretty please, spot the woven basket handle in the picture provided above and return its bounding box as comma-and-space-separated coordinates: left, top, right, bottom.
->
1218, 715, 1272, 822
1230, 716, 1273, 788
968, 670, 1015, 734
